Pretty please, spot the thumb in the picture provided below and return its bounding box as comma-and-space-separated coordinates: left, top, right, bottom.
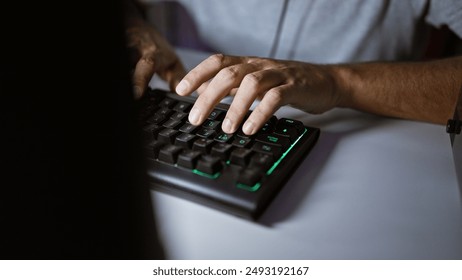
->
164, 61, 187, 93
132, 57, 157, 99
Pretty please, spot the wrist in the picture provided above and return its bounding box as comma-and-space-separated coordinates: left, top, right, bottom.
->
329, 64, 357, 109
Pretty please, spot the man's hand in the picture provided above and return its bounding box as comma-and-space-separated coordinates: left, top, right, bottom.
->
175, 54, 341, 135
126, 21, 186, 99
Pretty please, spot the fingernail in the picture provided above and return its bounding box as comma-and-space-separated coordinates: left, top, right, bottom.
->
189, 107, 201, 125
243, 120, 255, 135
176, 80, 189, 95
222, 118, 233, 133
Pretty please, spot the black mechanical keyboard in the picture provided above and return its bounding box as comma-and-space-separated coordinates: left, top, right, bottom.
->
139, 88, 320, 220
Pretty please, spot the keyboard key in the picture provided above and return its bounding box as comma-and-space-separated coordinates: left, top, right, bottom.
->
173, 101, 191, 112
237, 167, 264, 186
252, 142, 282, 160
196, 155, 222, 175
255, 133, 291, 149
202, 120, 221, 130
236, 127, 250, 138
170, 111, 188, 121
211, 143, 233, 161
139, 104, 157, 121
249, 152, 274, 172
177, 150, 203, 169
179, 122, 199, 134
158, 128, 180, 144
207, 109, 225, 121
155, 107, 173, 118
229, 148, 253, 166
143, 123, 163, 141
196, 127, 217, 139
158, 144, 183, 164
214, 132, 233, 143
260, 115, 278, 133
192, 138, 215, 153
232, 136, 252, 148
162, 119, 182, 129
274, 118, 305, 142
159, 97, 176, 108
146, 140, 166, 159
175, 133, 196, 149
146, 113, 167, 125
274, 126, 300, 142
276, 118, 305, 134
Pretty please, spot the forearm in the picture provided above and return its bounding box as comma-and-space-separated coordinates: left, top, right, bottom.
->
333, 56, 462, 125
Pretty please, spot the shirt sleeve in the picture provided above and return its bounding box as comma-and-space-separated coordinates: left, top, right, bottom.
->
425, 0, 462, 38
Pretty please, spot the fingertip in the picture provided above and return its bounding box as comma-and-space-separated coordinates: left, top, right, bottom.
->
242, 120, 257, 135
175, 80, 190, 96
188, 107, 201, 125
222, 118, 234, 134
133, 86, 144, 100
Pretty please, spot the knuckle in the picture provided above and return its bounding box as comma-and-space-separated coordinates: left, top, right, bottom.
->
265, 89, 283, 106
139, 55, 156, 66
219, 67, 240, 81
242, 73, 261, 90
208, 53, 226, 66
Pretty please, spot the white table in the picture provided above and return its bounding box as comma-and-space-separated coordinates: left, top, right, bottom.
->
149, 48, 462, 259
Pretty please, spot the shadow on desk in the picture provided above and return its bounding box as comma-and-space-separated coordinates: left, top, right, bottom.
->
258, 109, 390, 226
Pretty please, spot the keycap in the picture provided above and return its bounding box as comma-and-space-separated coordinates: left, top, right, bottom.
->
158, 144, 183, 164
196, 127, 217, 138
260, 116, 278, 133
175, 133, 196, 149
179, 122, 199, 134
192, 138, 215, 153
196, 155, 222, 175
162, 119, 182, 129
207, 109, 225, 121
146, 140, 165, 159
274, 118, 305, 143
202, 120, 221, 130
249, 152, 274, 171
158, 128, 180, 144
210, 143, 233, 161
177, 150, 203, 169
232, 136, 252, 148
229, 148, 253, 166
215, 132, 233, 143
237, 167, 264, 186
255, 133, 291, 149
146, 113, 167, 125
251, 142, 283, 159
143, 123, 162, 141
170, 111, 188, 121
173, 101, 191, 112
159, 97, 176, 108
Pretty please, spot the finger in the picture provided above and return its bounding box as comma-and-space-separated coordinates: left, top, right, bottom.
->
196, 81, 210, 96
242, 85, 289, 135
188, 63, 257, 125
176, 54, 242, 96
132, 56, 156, 99
228, 88, 238, 96
162, 61, 187, 92
222, 69, 285, 133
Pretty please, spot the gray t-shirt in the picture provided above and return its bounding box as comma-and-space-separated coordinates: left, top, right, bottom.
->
145, 0, 462, 63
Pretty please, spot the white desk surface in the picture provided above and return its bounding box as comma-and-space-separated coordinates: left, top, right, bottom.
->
149, 48, 462, 259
